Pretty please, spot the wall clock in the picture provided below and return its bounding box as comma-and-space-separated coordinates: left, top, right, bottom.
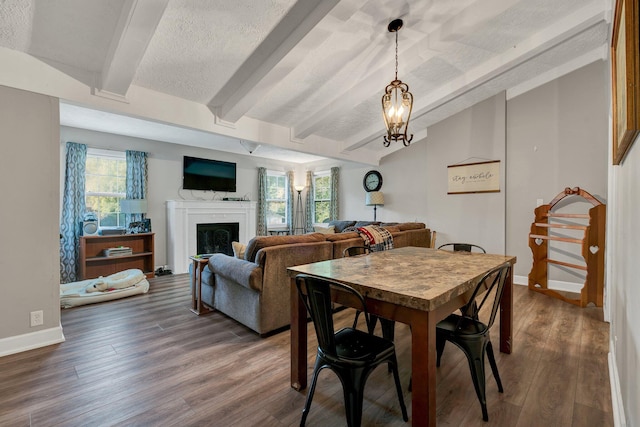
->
363, 170, 383, 192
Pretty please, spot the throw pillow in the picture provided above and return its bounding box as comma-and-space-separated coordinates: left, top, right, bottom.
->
232, 241, 247, 259
313, 225, 335, 234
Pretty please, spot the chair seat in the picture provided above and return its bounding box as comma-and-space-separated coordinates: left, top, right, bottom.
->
331, 328, 395, 362
437, 313, 487, 337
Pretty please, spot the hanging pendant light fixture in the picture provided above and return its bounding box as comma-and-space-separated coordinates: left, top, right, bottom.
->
382, 18, 413, 147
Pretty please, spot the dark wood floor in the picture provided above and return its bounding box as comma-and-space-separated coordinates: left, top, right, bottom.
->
0, 274, 612, 426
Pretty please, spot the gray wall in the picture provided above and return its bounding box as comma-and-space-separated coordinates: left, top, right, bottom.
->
0, 85, 61, 342
610, 135, 640, 425
506, 61, 609, 279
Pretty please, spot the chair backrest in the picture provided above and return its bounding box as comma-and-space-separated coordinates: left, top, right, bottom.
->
460, 263, 511, 332
296, 274, 369, 357
342, 245, 370, 257
438, 242, 486, 253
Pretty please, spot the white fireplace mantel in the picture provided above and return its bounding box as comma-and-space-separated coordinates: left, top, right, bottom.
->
166, 199, 257, 274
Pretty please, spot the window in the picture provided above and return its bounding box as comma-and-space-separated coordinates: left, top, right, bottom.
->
85, 148, 127, 228
266, 171, 288, 228
313, 172, 331, 223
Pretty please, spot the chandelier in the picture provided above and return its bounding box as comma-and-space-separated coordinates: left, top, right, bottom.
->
381, 18, 413, 147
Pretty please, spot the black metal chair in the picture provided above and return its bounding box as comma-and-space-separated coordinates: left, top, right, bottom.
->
342, 246, 395, 342
438, 242, 486, 253
437, 242, 487, 318
435, 262, 511, 421
295, 274, 408, 427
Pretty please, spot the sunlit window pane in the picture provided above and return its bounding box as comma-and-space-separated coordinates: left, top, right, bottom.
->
85, 151, 127, 228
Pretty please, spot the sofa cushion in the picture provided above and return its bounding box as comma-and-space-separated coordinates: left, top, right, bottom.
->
232, 241, 247, 259
313, 225, 335, 234
324, 231, 361, 242
381, 225, 401, 233
244, 232, 327, 262
327, 220, 356, 233
354, 221, 381, 228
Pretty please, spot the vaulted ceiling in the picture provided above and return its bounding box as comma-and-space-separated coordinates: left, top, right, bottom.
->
0, 0, 611, 165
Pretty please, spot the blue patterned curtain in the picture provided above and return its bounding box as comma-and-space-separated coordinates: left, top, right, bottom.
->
257, 167, 268, 236
60, 142, 87, 283
125, 150, 147, 223
286, 170, 294, 232
330, 167, 339, 221
305, 171, 314, 232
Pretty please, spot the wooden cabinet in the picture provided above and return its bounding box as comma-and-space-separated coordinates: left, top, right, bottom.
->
79, 233, 155, 280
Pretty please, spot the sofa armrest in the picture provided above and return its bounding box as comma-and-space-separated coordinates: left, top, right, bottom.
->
208, 254, 263, 291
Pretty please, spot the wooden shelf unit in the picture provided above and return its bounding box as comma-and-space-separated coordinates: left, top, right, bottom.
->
528, 187, 605, 307
79, 233, 155, 280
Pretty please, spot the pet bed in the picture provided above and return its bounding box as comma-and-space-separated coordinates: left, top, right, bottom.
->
60, 268, 150, 308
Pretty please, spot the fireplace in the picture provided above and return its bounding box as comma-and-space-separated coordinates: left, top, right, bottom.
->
197, 223, 239, 256
166, 200, 257, 274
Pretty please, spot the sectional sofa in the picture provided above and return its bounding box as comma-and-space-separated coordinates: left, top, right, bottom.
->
198, 221, 431, 335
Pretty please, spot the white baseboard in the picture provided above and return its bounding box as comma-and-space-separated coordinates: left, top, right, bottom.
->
0, 325, 65, 357
609, 346, 627, 427
513, 275, 582, 293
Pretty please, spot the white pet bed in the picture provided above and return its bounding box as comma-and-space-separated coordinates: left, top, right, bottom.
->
60, 269, 150, 308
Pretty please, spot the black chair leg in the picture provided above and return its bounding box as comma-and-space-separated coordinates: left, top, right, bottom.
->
341, 369, 367, 427
300, 358, 323, 426
463, 343, 489, 422
390, 357, 409, 421
486, 341, 503, 392
435, 332, 446, 367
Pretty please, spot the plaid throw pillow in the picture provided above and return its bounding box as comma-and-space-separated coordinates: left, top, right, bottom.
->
357, 225, 394, 252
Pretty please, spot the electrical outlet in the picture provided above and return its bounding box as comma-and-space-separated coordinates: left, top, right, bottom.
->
30, 310, 43, 327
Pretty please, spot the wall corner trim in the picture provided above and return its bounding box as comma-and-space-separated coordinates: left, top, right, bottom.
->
609, 348, 627, 426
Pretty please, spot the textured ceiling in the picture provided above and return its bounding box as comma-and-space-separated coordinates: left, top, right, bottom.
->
0, 0, 612, 165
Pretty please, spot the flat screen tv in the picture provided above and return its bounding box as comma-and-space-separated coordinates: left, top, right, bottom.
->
183, 156, 237, 192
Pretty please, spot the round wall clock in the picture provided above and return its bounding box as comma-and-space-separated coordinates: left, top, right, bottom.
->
363, 170, 383, 192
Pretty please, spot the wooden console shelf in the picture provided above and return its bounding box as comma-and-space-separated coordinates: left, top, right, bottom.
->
528, 187, 605, 307
79, 233, 155, 280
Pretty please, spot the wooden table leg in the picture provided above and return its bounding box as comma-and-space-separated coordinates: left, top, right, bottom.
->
410, 310, 437, 427
290, 276, 307, 391
499, 265, 513, 354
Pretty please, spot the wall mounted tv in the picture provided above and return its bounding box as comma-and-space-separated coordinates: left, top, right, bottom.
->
183, 156, 237, 192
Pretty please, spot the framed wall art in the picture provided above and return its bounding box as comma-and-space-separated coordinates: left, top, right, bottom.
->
447, 160, 500, 194
612, 0, 640, 165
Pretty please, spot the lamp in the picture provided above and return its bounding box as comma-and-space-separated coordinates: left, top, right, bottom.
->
119, 199, 148, 215
382, 18, 413, 147
119, 199, 149, 233
293, 186, 306, 235
365, 191, 384, 221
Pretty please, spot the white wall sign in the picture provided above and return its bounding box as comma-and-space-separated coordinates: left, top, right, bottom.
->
447, 160, 500, 194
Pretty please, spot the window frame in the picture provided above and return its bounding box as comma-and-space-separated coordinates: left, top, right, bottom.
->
313, 170, 331, 224
265, 170, 289, 230
85, 148, 127, 229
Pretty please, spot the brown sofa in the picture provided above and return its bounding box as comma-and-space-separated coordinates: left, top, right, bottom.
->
200, 222, 430, 335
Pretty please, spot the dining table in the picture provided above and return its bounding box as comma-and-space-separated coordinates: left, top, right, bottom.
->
287, 246, 516, 427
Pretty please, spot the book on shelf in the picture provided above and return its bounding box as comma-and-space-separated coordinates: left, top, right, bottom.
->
103, 247, 133, 257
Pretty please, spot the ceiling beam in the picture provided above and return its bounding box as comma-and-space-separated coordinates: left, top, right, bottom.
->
342, 1, 608, 152
208, 0, 340, 123
98, 0, 169, 98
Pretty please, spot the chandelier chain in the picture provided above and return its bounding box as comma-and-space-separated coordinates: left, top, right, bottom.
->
395, 31, 398, 80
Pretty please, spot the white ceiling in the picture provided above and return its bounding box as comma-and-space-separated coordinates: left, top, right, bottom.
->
0, 0, 612, 165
